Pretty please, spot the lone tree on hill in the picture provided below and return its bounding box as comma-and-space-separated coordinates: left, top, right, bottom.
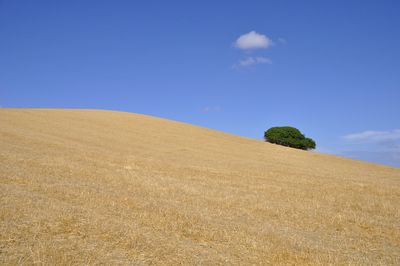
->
264, 126, 316, 150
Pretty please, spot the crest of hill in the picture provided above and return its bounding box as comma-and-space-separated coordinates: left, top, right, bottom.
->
0, 108, 399, 265
1, 108, 396, 175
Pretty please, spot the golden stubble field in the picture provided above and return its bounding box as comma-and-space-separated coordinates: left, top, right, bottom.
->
0, 109, 399, 265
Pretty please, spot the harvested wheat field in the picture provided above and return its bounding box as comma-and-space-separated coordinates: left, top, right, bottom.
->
0, 108, 399, 265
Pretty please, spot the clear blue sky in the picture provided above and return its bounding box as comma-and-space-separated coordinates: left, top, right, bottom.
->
1, 1, 399, 167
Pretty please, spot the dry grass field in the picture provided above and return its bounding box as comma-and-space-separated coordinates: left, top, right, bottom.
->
1, 108, 399, 265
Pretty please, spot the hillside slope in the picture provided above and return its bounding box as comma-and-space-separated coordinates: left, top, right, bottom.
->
1, 109, 399, 265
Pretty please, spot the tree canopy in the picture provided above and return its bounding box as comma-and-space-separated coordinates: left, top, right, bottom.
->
264, 126, 316, 150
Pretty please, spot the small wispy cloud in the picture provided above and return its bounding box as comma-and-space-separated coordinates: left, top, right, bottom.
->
277, 37, 287, 44
341, 129, 400, 167
343, 129, 400, 142
202, 106, 222, 113
234, 31, 272, 50
236, 56, 272, 67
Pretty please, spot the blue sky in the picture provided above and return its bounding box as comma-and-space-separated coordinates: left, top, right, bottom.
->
1, 1, 399, 167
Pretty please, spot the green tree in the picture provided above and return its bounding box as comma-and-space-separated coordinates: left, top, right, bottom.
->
264, 126, 316, 150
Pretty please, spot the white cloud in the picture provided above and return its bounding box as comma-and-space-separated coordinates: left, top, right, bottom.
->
234, 31, 272, 50
343, 129, 400, 142
236, 56, 272, 67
